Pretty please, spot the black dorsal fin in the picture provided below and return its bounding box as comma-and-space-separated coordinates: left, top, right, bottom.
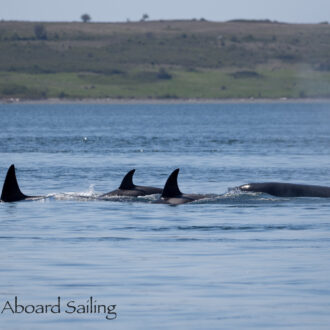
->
119, 169, 136, 190
161, 168, 182, 198
1, 164, 28, 202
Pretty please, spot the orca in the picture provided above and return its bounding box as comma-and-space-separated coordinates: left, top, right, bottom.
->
100, 169, 162, 197
1, 164, 40, 202
238, 182, 330, 198
155, 168, 207, 205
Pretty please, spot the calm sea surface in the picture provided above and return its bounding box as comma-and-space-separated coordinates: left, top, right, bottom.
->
1, 102, 330, 329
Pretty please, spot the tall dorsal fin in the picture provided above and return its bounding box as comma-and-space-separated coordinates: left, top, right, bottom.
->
161, 168, 182, 198
1, 164, 28, 202
119, 169, 136, 190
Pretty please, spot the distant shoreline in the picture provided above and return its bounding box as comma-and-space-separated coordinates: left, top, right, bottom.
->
1, 20, 330, 100
1, 97, 330, 105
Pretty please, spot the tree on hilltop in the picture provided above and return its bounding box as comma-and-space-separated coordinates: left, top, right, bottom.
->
81, 14, 91, 23
141, 13, 149, 22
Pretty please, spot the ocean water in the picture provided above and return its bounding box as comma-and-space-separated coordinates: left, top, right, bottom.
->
0, 102, 330, 329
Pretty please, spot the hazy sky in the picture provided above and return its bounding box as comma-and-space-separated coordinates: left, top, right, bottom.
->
1, 0, 329, 23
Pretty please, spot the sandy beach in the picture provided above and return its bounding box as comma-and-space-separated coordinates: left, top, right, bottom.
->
1, 97, 330, 105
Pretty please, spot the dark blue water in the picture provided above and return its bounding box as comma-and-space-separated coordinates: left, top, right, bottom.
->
1, 102, 330, 329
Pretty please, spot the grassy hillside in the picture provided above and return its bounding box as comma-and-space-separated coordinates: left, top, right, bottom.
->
1, 20, 330, 99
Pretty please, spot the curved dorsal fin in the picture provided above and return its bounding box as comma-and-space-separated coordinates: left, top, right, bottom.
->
119, 169, 136, 190
1, 164, 28, 202
161, 168, 182, 198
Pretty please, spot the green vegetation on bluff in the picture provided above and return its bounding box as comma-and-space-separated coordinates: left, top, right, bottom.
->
0, 20, 330, 99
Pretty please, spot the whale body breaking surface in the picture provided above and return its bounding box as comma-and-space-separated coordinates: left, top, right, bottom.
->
238, 182, 330, 198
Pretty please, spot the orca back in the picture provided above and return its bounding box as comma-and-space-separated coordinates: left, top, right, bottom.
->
240, 182, 330, 198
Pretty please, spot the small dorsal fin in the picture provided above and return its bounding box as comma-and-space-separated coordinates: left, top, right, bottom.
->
1, 164, 28, 202
119, 169, 136, 190
161, 168, 182, 198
